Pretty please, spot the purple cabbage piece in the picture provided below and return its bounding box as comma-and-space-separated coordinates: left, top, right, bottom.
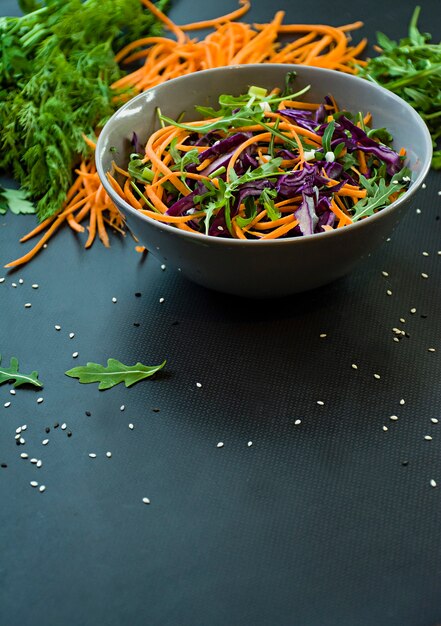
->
277, 149, 298, 160
166, 182, 207, 216
277, 108, 318, 132
295, 192, 319, 236
131, 131, 141, 154
232, 179, 275, 211
234, 150, 259, 176
198, 132, 252, 161
316, 210, 336, 232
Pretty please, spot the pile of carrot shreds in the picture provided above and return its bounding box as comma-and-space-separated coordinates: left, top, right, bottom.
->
6, 0, 367, 268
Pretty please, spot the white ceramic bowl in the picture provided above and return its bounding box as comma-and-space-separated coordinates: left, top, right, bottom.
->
96, 64, 432, 297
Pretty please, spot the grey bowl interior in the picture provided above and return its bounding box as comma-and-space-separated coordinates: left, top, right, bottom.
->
96, 64, 432, 297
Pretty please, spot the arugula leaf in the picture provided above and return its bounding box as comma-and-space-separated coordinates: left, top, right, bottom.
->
260, 188, 280, 221
0, 186, 35, 215
65, 358, 166, 390
352, 168, 410, 221
236, 196, 257, 228
0, 354, 42, 388
322, 120, 335, 154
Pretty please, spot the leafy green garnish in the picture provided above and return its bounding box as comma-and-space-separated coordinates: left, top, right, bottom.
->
0, 354, 42, 388
321, 120, 335, 154
65, 358, 166, 390
0, 186, 35, 215
356, 6, 441, 168
352, 167, 411, 221
260, 188, 280, 221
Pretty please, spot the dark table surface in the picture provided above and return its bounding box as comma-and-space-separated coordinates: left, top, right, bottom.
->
1, 1, 441, 625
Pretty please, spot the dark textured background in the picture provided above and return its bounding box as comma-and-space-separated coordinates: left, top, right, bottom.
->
1, 1, 441, 625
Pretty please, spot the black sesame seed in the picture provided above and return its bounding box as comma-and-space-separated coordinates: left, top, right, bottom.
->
152, 408, 160, 413
420, 314, 428, 319
133, 322, 140, 327
67, 431, 72, 437
1, 463, 7, 468
45, 427, 50, 434
401, 460, 409, 466
85, 411, 91, 417
436, 216, 440, 221
16, 440, 21, 446
405, 332, 410, 338
54, 422, 59, 429
135, 292, 142, 297
171, 321, 179, 326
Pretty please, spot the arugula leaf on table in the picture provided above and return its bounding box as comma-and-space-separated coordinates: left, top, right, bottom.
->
0, 354, 42, 388
0, 186, 35, 215
65, 358, 166, 390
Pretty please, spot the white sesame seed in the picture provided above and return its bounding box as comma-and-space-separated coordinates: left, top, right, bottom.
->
196, 382, 202, 388
69, 332, 75, 339
18, 278, 24, 285
317, 400, 324, 406
4, 402, 11, 408
410, 308, 417, 314
106, 451, 112, 458
20, 453, 28, 459
16, 427, 22, 434
319, 333, 327, 338
416, 208, 422, 214
294, 419, 302, 425
438, 191, 441, 196
10, 389, 16, 395
128, 423, 134, 430
30, 458, 38, 464
374, 373, 381, 379
351, 364, 358, 370
424, 435, 433, 441
421, 273, 429, 279
159, 297, 165, 303
390, 415, 398, 421
21, 424, 27, 431
383, 426, 388, 431
15, 435, 20, 440
393, 337, 400, 343
30, 481, 38, 488
89, 453, 97, 458
381, 271, 389, 277
120, 405, 125, 411
0, 277, 4, 283
142, 497, 150, 504
422, 252, 429, 257
422, 183, 426, 189
43, 244, 47, 248
112, 297, 117, 303
61, 423, 67, 430
399, 318, 405, 323
216, 442, 224, 448
386, 237, 391, 242
55, 325, 61, 331
400, 399, 405, 405
438, 251, 441, 256
428, 348, 436, 352
39, 485, 46, 493
32, 284, 39, 289
247, 441, 253, 446
11, 282, 17, 288
161, 264, 166, 270
386, 290, 392, 296
19, 437, 25, 444
24, 303, 32, 308
37, 397, 43, 404
430, 479, 437, 488
36, 460, 42, 468
431, 418, 438, 424
72, 352, 79, 358
42, 439, 49, 445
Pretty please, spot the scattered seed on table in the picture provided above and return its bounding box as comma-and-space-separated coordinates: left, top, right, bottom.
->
374, 373, 381, 379
247, 441, 253, 446
400, 399, 405, 405
15, 435, 20, 441
422, 184, 426, 189
30, 458, 38, 464
0, 278, 4, 283
128, 423, 134, 430
1, 463, 7, 468
390, 415, 398, 421
15, 427, 22, 434
67, 431, 72, 437
32, 284, 39, 289
133, 322, 140, 327
142, 497, 150, 505
393, 337, 400, 343
386, 290, 392, 296
89, 453, 97, 458
410, 308, 417, 314
54, 325, 61, 331
5, 402, 12, 408
160, 264, 166, 270
424, 435, 433, 441
381, 271, 389, 277
422, 251, 429, 257
39, 485, 46, 493
112, 297, 117, 303
42, 439, 49, 446
72, 352, 79, 358
18, 278, 23, 285
85, 411, 91, 417
196, 382, 202, 388
30, 481, 38, 488
430, 479, 437, 488
428, 348, 436, 353
400, 318, 405, 323
135, 292, 142, 297
37, 397, 43, 404
53, 422, 59, 429
351, 364, 358, 370
438, 191, 441, 196
431, 418, 439, 424
36, 460, 42, 468
295, 419, 302, 426
19, 438, 25, 445
10, 389, 15, 395
159, 297, 165, 303
106, 452, 112, 458
20, 453, 28, 459
61, 423, 67, 430
421, 273, 429, 279
24, 303, 32, 308
401, 460, 409, 466
45, 427, 50, 434
69, 332, 75, 339
317, 400, 324, 406
383, 426, 388, 431
216, 442, 224, 448
120, 405, 125, 411
11, 282, 17, 288
319, 333, 327, 338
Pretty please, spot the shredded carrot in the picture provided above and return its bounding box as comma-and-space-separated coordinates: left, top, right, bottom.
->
8, 0, 369, 267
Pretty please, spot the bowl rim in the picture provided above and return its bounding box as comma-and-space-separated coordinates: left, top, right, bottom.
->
96, 63, 433, 247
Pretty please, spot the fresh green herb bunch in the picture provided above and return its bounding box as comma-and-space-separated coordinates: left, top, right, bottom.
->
0, 0, 168, 221
357, 6, 441, 169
